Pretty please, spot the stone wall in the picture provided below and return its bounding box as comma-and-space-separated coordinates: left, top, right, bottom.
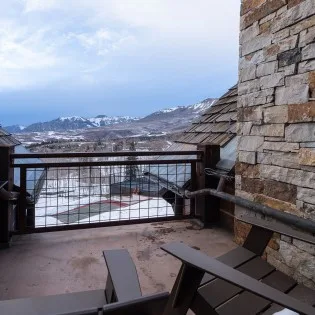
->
237, 0, 315, 288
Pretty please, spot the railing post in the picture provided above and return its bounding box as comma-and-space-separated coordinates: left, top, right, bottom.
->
18, 167, 27, 232
190, 161, 197, 216
195, 144, 220, 226
0, 145, 15, 248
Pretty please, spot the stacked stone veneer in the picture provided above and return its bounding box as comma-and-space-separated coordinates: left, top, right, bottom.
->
236, 0, 315, 288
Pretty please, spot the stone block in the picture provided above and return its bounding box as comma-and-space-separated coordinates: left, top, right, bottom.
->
288, 0, 307, 9
275, 84, 309, 105
299, 25, 315, 47
260, 72, 284, 89
254, 194, 298, 213
239, 94, 266, 107
276, 4, 288, 16
240, 65, 257, 82
238, 106, 263, 122
261, 12, 277, 24
276, 152, 300, 168
257, 152, 273, 164
263, 141, 299, 152
250, 124, 285, 137
242, 33, 272, 55
299, 148, 315, 166
260, 20, 272, 34
265, 136, 286, 141
290, 15, 315, 35
235, 189, 256, 201
260, 164, 315, 189
240, 50, 265, 69
258, 151, 300, 168
281, 235, 293, 243
299, 60, 315, 73
278, 242, 315, 288
302, 43, 315, 60
304, 202, 315, 220
238, 135, 264, 151
285, 123, 315, 142
292, 239, 315, 256
297, 186, 315, 204
285, 73, 309, 86
234, 219, 251, 242
241, 0, 268, 16
268, 236, 280, 251
264, 36, 299, 61
264, 105, 288, 123
277, 48, 302, 67
239, 79, 260, 95
240, 22, 260, 44
238, 122, 253, 135
279, 64, 298, 76
257, 61, 278, 77
235, 162, 261, 178
243, 0, 287, 29
272, 28, 290, 44
309, 71, 315, 97
288, 102, 315, 122
264, 180, 297, 203
238, 151, 257, 164
242, 177, 265, 194
301, 142, 315, 148
264, 44, 280, 61
272, 0, 315, 33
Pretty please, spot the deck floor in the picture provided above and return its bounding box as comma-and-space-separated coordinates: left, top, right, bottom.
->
0, 220, 236, 301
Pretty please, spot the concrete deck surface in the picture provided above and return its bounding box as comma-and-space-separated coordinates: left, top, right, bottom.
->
0, 220, 236, 301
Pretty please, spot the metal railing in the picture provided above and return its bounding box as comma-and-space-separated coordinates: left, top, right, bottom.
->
11, 151, 202, 233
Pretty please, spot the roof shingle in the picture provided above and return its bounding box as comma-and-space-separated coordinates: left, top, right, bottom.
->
176, 85, 237, 147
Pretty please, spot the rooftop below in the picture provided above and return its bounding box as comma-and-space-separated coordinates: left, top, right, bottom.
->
0, 220, 236, 301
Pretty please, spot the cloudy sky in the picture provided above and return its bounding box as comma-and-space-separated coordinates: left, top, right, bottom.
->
1, 0, 240, 126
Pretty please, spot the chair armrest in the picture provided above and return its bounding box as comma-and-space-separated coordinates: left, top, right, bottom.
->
53, 293, 169, 315
161, 242, 315, 315
101, 292, 169, 315
238, 215, 315, 246
103, 249, 142, 303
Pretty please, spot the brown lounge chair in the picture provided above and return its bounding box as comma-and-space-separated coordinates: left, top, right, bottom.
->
1, 215, 315, 314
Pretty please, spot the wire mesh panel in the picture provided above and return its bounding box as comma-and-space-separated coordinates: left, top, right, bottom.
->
15, 154, 198, 232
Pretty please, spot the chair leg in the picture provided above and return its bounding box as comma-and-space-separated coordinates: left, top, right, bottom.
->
243, 225, 273, 256
162, 263, 205, 315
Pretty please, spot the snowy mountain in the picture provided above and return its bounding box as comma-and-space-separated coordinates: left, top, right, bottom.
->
139, 98, 216, 122
3, 125, 25, 133
4, 97, 217, 134
88, 115, 139, 127
21, 116, 96, 132
14, 115, 140, 133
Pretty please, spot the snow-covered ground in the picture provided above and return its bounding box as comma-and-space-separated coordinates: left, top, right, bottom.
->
34, 167, 173, 227
35, 194, 173, 227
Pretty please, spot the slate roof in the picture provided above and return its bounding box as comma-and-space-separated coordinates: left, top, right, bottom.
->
0, 127, 21, 146
176, 85, 237, 147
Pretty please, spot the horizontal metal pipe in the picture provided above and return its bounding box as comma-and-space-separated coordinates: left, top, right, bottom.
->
12, 159, 201, 169
185, 189, 315, 234
11, 150, 203, 159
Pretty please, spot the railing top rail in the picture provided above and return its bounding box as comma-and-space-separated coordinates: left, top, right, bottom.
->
11, 150, 203, 160
12, 158, 201, 169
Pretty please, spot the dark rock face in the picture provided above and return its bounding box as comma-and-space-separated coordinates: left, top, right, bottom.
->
278, 48, 302, 67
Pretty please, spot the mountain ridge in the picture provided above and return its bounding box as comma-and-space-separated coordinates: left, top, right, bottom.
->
4, 98, 217, 133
